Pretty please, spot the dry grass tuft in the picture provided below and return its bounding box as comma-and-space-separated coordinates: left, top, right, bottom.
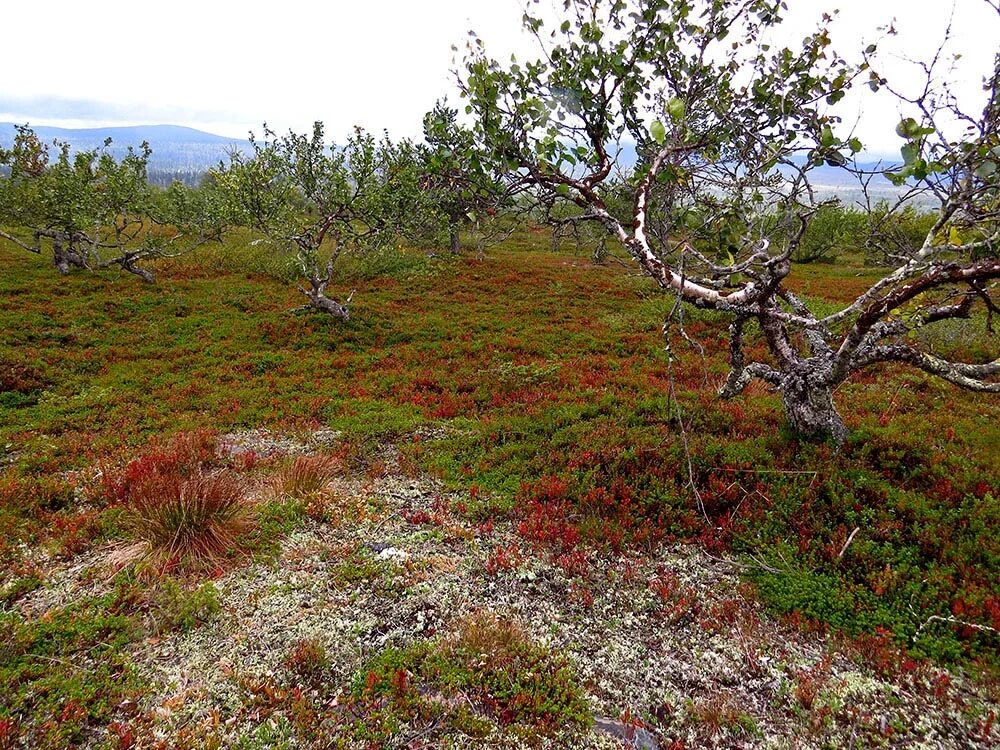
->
104, 431, 254, 575
272, 454, 342, 500
114, 470, 253, 575
451, 610, 529, 657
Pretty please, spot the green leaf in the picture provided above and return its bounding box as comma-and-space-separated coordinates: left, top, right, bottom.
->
900, 142, 919, 166
825, 151, 846, 167
975, 160, 997, 179
666, 97, 686, 123
650, 120, 666, 145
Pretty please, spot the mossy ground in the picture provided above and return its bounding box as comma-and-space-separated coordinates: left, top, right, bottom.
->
0, 232, 998, 747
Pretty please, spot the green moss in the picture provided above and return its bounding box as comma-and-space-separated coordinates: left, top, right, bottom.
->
148, 578, 221, 633
353, 614, 591, 734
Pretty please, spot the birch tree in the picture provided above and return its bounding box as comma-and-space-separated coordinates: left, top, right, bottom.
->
0, 126, 222, 281
214, 123, 423, 318
461, 0, 1000, 444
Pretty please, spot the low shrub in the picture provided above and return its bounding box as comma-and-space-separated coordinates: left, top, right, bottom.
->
147, 578, 221, 633
284, 637, 330, 681
100, 429, 219, 504
355, 610, 591, 732
0, 357, 48, 393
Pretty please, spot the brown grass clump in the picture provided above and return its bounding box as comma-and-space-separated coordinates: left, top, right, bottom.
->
106, 430, 254, 575
272, 454, 342, 500
118, 471, 252, 574
451, 610, 529, 658
687, 695, 758, 738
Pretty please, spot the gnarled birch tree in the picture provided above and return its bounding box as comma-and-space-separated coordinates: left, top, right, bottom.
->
418, 101, 519, 255
0, 126, 222, 281
214, 123, 424, 319
461, 0, 1000, 444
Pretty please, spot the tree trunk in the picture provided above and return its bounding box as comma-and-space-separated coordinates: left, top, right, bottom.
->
52, 240, 88, 275
306, 291, 350, 319
449, 228, 461, 255
779, 375, 848, 445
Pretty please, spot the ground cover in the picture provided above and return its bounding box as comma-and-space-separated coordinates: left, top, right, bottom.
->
0, 235, 997, 747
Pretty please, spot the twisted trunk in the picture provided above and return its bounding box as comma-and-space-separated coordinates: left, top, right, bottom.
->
779, 374, 848, 445
304, 289, 351, 319
51, 238, 89, 275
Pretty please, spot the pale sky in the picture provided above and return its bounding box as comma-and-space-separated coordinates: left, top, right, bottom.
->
1, 1, 995, 156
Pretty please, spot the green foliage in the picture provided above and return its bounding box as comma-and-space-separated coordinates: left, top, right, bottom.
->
353, 612, 591, 733
1, 228, 998, 692
793, 203, 869, 263
460, 0, 859, 225
0, 574, 43, 606
213, 123, 428, 312
416, 101, 513, 252
0, 588, 142, 748
0, 126, 222, 279
866, 202, 939, 264
147, 578, 221, 633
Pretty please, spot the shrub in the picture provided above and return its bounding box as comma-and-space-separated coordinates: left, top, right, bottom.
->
101, 429, 219, 504
865, 202, 938, 265
0, 357, 48, 394
0, 591, 141, 749
284, 637, 330, 680
793, 203, 868, 263
356, 611, 591, 731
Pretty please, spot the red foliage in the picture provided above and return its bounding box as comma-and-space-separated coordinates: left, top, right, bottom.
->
648, 569, 701, 623
108, 722, 136, 750
101, 429, 218, 504
99, 430, 252, 574
485, 543, 525, 574
0, 718, 18, 749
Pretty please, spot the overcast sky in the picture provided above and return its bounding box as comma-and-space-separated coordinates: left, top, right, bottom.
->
1, 1, 995, 156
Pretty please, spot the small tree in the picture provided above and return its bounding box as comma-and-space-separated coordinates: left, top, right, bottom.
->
0, 126, 222, 281
418, 101, 518, 255
461, 0, 1000, 444
214, 123, 423, 318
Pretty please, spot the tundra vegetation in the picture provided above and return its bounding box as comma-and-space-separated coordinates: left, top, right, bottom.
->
0, 0, 998, 748
460, 0, 1000, 444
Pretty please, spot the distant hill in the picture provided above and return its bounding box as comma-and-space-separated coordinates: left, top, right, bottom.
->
612, 141, 917, 205
0, 123, 250, 184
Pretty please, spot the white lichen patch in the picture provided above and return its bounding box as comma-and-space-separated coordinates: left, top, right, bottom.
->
110, 439, 999, 749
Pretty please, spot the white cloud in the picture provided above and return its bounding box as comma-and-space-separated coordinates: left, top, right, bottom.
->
1, 0, 995, 155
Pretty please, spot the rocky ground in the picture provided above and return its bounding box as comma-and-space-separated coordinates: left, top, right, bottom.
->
13, 431, 999, 749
